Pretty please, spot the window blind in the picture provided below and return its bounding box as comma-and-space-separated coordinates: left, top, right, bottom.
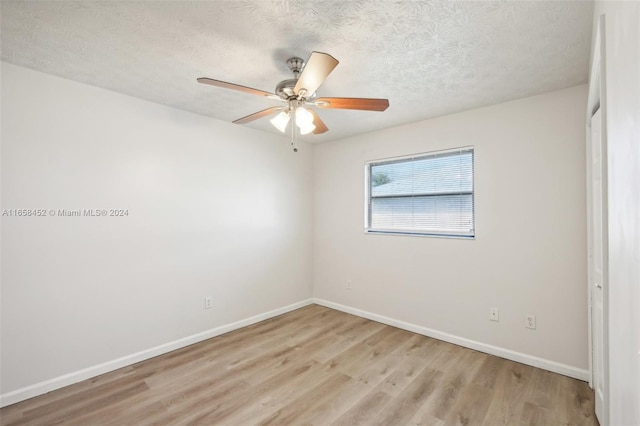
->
366, 148, 474, 237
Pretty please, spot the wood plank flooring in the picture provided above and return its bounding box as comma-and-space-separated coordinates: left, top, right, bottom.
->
0, 305, 597, 425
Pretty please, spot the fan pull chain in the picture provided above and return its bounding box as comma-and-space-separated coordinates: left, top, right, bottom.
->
290, 114, 298, 152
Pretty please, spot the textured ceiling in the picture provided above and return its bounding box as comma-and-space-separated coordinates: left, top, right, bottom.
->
1, 1, 593, 143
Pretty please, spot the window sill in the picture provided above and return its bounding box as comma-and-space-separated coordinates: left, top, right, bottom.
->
364, 230, 475, 240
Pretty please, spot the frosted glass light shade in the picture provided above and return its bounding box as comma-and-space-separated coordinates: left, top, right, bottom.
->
299, 123, 316, 135
270, 111, 290, 133
295, 107, 314, 127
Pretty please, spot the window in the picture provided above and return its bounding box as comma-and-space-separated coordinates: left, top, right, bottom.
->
365, 147, 474, 238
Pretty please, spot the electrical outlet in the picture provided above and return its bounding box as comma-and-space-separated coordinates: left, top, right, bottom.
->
346, 280, 353, 290
490, 308, 500, 322
526, 314, 536, 329
205, 296, 212, 309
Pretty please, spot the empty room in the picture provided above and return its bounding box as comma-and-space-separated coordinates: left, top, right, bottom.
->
1, 1, 638, 425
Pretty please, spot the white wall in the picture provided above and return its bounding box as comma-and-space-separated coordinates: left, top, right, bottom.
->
313, 85, 589, 372
593, 2, 640, 425
0, 63, 313, 397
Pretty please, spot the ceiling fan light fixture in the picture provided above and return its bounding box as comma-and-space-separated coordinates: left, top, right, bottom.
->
270, 110, 290, 133
295, 106, 314, 127
299, 122, 316, 135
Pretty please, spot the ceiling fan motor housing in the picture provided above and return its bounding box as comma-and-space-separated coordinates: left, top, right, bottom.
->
275, 57, 316, 100
275, 79, 298, 99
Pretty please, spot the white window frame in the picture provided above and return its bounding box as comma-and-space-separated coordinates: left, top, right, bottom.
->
364, 147, 475, 239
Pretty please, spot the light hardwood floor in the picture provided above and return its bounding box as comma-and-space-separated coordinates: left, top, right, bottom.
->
0, 305, 597, 425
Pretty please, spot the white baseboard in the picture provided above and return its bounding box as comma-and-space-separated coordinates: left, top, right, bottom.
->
314, 298, 589, 382
0, 298, 314, 408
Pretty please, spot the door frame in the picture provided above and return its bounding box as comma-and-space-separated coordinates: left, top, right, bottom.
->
586, 14, 609, 426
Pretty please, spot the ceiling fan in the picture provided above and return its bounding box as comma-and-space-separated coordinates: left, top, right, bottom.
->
197, 52, 389, 151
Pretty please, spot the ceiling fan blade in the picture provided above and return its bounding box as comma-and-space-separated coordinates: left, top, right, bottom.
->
294, 52, 339, 97
197, 77, 275, 97
233, 107, 282, 124
309, 110, 329, 134
315, 97, 389, 111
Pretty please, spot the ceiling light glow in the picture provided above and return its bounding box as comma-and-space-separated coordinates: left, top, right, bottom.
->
270, 111, 290, 133
295, 107, 314, 127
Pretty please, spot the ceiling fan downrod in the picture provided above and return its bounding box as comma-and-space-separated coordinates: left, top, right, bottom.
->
286, 57, 304, 79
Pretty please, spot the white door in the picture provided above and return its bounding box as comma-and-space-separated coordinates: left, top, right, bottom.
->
590, 108, 607, 424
